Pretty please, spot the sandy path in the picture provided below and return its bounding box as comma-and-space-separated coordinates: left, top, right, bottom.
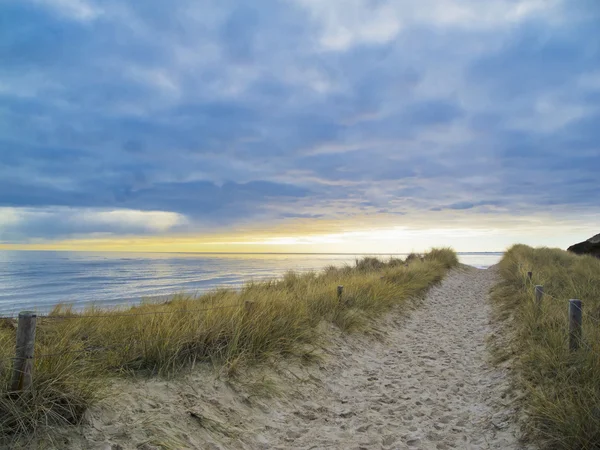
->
66, 266, 522, 450
254, 266, 521, 449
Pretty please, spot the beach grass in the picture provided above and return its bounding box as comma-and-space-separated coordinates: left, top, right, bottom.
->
491, 245, 600, 449
0, 248, 458, 440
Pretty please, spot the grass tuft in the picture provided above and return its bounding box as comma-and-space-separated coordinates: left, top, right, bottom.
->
491, 245, 600, 449
0, 249, 458, 441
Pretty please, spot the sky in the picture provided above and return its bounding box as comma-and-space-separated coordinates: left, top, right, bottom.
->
0, 0, 599, 253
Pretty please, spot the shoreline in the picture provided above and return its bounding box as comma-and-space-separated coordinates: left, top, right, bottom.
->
0, 253, 501, 316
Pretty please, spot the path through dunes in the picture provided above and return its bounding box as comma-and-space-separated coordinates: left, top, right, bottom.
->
254, 266, 522, 449
66, 266, 523, 450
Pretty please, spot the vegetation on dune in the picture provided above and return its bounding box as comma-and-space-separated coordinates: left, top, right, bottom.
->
491, 245, 600, 449
0, 248, 458, 441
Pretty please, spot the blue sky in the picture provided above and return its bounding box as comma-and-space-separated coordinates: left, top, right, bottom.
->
0, 0, 599, 252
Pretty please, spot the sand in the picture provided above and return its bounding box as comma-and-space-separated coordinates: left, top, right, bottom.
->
64, 265, 524, 450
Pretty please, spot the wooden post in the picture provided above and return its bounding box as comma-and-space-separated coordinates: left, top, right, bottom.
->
337, 285, 343, 302
244, 300, 255, 314
534, 285, 543, 310
10, 311, 37, 393
527, 271, 532, 281
569, 299, 582, 352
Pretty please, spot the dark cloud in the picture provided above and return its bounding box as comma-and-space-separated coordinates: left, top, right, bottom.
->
0, 177, 310, 218
0, 0, 599, 242
444, 201, 504, 211
468, 19, 599, 100
403, 100, 465, 127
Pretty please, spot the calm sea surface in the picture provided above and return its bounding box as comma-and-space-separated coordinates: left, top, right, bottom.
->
0, 251, 502, 315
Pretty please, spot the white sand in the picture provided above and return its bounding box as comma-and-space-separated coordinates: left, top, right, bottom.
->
65, 266, 524, 450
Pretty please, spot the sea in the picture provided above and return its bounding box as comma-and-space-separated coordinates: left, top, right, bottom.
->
0, 251, 502, 316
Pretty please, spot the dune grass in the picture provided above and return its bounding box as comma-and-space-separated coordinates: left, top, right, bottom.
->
0, 248, 458, 440
491, 245, 600, 449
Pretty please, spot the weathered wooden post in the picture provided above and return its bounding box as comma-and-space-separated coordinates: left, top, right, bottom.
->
569, 299, 583, 352
527, 271, 532, 281
10, 311, 37, 393
534, 285, 543, 310
337, 285, 343, 302
244, 300, 255, 314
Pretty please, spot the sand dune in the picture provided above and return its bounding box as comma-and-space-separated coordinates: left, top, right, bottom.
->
68, 266, 524, 450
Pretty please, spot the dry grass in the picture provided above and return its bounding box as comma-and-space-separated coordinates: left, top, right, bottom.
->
491, 245, 600, 449
0, 248, 458, 442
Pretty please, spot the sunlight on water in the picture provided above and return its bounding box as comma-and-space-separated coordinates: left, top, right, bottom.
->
0, 251, 502, 315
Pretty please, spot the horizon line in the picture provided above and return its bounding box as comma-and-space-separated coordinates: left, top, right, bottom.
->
0, 249, 506, 255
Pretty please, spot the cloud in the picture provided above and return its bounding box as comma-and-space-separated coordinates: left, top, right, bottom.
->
293, 0, 560, 51
442, 200, 505, 211
0, 0, 598, 244
0, 207, 187, 242
30, 0, 102, 21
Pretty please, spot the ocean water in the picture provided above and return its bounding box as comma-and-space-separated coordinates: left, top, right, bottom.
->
0, 251, 502, 315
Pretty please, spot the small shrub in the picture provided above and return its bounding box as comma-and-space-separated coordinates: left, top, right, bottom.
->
354, 257, 385, 272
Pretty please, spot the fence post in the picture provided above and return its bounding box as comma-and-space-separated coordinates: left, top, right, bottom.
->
244, 300, 255, 314
527, 271, 532, 281
337, 285, 343, 302
10, 311, 37, 393
569, 299, 582, 352
534, 285, 543, 310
